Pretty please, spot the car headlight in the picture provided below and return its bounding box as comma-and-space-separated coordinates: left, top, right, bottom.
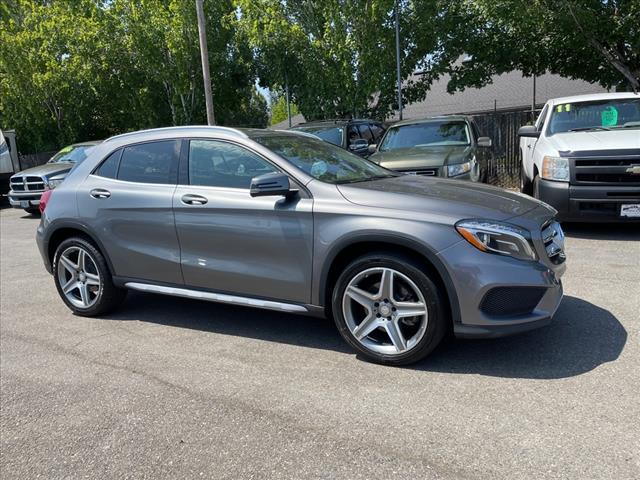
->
447, 161, 471, 177
541, 156, 569, 182
455, 219, 537, 261
46, 177, 65, 189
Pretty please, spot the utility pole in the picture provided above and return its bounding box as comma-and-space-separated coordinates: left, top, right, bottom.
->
394, 0, 403, 121
196, 0, 215, 125
531, 75, 537, 119
285, 71, 292, 128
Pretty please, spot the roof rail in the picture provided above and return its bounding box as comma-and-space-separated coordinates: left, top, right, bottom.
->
104, 125, 247, 143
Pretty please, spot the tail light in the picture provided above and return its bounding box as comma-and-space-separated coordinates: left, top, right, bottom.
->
39, 189, 53, 214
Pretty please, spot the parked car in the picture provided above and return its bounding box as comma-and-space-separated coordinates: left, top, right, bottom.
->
37, 126, 565, 366
8, 141, 101, 214
519, 92, 640, 222
291, 119, 386, 156
368, 116, 492, 182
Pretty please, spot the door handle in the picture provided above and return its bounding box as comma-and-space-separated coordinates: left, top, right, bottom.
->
90, 188, 111, 199
181, 194, 208, 205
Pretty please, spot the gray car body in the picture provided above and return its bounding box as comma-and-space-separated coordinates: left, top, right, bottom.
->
36, 126, 565, 337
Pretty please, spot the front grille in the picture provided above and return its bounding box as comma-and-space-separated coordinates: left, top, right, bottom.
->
9, 175, 45, 192
480, 287, 547, 317
570, 150, 640, 186
541, 221, 566, 265
400, 168, 439, 177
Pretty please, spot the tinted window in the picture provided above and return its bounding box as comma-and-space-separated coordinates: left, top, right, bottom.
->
347, 125, 361, 144
188, 140, 277, 189
370, 124, 385, 142
95, 149, 121, 179
293, 126, 343, 146
118, 141, 179, 184
357, 124, 374, 143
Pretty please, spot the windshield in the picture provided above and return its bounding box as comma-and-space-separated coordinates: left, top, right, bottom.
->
48, 144, 95, 164
547, 98, 640, 134
292, 125, 344, 146
253, 134, 395, 184
380, 121, 470, 151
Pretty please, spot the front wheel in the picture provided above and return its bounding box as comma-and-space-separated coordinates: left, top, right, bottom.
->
332, 253, 448, 366
53, 237, 126, 316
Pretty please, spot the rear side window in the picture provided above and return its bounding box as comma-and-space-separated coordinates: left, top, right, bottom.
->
188, 140, 277, 189
370, 124, 385, 142
117, 141, 179, 184
357, 124, 374, 143
95, 149, 121, 179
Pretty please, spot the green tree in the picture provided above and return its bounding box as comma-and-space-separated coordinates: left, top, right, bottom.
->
425, 0, 640, 93
269, 92, 298, 125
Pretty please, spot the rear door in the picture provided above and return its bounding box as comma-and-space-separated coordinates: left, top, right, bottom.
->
173, 138, 313, 303
77, 140, 183, 284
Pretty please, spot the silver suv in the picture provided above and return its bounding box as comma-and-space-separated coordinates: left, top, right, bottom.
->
36, 127, 566, 365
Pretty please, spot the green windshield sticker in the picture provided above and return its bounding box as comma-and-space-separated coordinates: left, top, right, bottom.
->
59, 145, 73, 154
601, 106, 618, 126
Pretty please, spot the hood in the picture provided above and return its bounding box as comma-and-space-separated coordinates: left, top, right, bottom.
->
337, 175, 554, 223
13, 162, 73, 179
369, 145, 473, 170
547, 129, 640, 153
370, 145, 473, 170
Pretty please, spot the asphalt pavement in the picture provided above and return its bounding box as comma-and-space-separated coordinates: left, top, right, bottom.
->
1, 207, 639, 479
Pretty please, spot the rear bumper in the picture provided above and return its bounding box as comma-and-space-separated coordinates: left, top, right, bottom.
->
8, 190, 43, 208
537, 179, 640, 222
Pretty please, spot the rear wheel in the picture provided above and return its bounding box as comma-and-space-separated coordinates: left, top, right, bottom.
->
53, 237, 126, 316
332, 252, 448, 366
24, 207, 40, 215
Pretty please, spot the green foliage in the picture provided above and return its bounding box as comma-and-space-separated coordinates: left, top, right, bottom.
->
269, 93, 298, 125
0, 0, 268, 153
432, 0, 640, 92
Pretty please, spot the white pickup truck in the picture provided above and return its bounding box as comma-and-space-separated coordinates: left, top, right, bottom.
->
518, 92, 640, 222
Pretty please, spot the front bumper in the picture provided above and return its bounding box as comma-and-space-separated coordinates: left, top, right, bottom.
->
536, 179, 640, 222
438, 240, 564, 339
8, 190, 43, 209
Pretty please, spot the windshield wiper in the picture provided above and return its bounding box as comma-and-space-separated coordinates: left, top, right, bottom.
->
338, 175, 395, 184
568, 126, 611, 132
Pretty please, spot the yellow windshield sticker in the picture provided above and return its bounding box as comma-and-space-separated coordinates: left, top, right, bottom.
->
601, 106, 618, 126
565, 104, 571, 112
556, 105, 562, 113
59, 145, 73, 154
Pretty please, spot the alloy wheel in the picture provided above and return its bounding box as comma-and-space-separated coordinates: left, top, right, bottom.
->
57, 246, 102, 309
342, 267, 429, 355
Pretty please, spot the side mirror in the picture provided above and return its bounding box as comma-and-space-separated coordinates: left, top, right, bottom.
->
250, 172, 297, 198
368, 144, 377, 154
477, 137, 492, 148
349, 139, 368, 151
518, 125, 540, 138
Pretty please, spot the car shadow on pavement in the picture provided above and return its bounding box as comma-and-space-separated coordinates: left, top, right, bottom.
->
419, 295, 627, 379
106, 293, 625, 379
562, 222, 640, 241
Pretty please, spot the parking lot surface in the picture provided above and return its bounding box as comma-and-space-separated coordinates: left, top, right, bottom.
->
1, 207, 639, 479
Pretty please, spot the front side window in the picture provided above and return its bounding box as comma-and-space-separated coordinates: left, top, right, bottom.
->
252, 134, 395, 184
379, 121, 471, 151
292, 126, 344, 146
370, 124, 385, 142
117, 140, 179, 184
188, 140, 277, 189
547, 98, 640, 135
358, 124, 374, 143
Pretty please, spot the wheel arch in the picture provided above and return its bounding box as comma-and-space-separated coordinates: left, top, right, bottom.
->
319, 235, 461, 325
45, 221, 116, 275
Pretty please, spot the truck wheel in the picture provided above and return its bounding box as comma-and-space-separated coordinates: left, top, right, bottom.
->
520, 168, 533, 196
24, 207, 40, 215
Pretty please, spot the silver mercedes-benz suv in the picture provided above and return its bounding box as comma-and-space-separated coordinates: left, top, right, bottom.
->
36, 126, 566, 365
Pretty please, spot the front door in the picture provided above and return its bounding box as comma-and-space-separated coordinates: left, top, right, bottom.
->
173, 139, 314, 304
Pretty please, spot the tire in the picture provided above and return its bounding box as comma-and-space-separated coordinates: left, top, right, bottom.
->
332, 252, 448, 366
53, 237, 126, 316
24, 207, 40, 215
520, 166, 533, 196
